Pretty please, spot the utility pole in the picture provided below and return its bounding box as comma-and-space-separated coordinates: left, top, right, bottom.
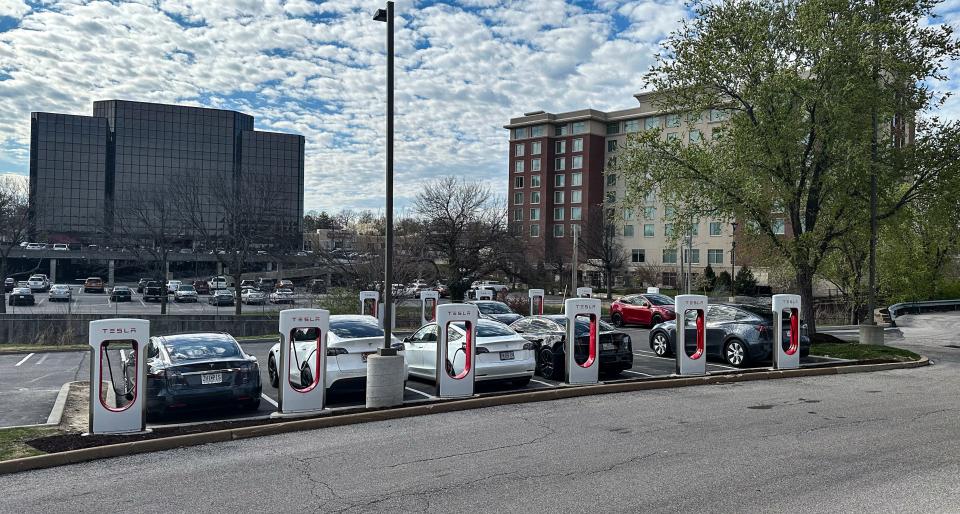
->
570, 224, 578, 291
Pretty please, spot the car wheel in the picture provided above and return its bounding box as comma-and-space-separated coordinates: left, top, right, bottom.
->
537, 347, 561, 380
511, 377, 531, 387
724, 339, 749, 367
611, 312, 624, 327
268, 354, 279, 388
241, 398, 261, 411
651, 331, 671, 357
650, 314, 662, 328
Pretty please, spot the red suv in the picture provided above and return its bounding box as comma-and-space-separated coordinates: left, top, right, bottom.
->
610, 293, 677, 328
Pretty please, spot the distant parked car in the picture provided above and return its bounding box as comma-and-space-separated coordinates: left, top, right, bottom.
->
3, 278, 14, 293
470, 280, 509, 293
255, 278, 277, 292
143, 281, 166, 302
27, 274, 50, 292
277, 279, 294, 290
647, 303, 811, 367
241, 288, 266, 305
49, 284, 73, 302
25, 243, 45, 250
52, 243, 69, 251
174, 284, 199, 302
135, 333, 261, 418
509, 315, 633, 380
307, 279, 327, 294
192, 280, 210, 295
83, 277, 105, 293
435, 283, 449, 298
610, 293, 677, 328
269, 288, 295, 304
110, 286, 133, 302
207, 276, 227, 290
208, 289, 235, 306
467, 300, 523, 325
178, 248, 193, 254
166, 280, 182, 294
240, 279, 256, 290
8, 287, 35, 306
136, 278, 150, 293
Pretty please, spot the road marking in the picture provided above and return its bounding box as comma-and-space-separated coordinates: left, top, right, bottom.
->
139, 299, 147, 308
405, 386, 435, 399
710, 364, 739, 371
34, 353, 49, 366
260, 394, 278, 407
530, 378, 555, 387
634, 350, 660, 356
623, 370, 653, 377
15, 353, 34, 367
36, 298, 46, 307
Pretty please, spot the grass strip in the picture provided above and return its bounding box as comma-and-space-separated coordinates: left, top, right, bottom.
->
0, 426, 58, 461
810, 342, 920, 362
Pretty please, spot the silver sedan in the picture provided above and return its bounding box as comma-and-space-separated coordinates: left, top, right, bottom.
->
48, 284, 73, 302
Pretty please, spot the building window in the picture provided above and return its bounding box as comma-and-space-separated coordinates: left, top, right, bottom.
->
553, 224, 564, 237
666, 132, 679, 141
665, 206, 675, 218
572, 138, 583, 152
572, 121, 586, 134
530, 208, 541, 221
645, 117, 661, 130
531, 175, 541, 187
555, 140, 566, 154
554, 207, 564, 221
531, 158, 541, 172
530, 224, 540, 237
606, 191, 616, 203
623, 224, 635, 237
684, 248, 701, 264
571, 189, 582, 203
531, 141, 541, 155
514, 143, 524, 157
686, 111, 703, 124
773, 218, 785, 234
513, 208, 523, 221
554, 190, 565, 204
708, 249, 724, 264
624, 119, 640, 133
606, 122, 620, 135
606, 174, 617, 187
711, 128, 724, 141
571, 206, 582, 220
709, 221, 722, 236
643, 206, 656, 219
514, 176, 524, 188
666, 114, 680, 128
689, 129, 702, 144
531, 125, 545, 137
513, 192, 523, 205
572, 156, 582, 169
663, 249, 678, 264
531, 191, 541, 204
555, 125, 568, 136
664, 224, 674, 237
624, 208, 634, 220
710, 109, 727, 122
514, 127, 529, 139
607, 140, 618, 152
644, 224, 655, 237
690, 223, 699, 236
631, 249, 645, 263
515, 160, 524, 173
571, 172, 582, 186
554, 158, 565, 171
661, 271, 677, 287
555, 174, 565, 187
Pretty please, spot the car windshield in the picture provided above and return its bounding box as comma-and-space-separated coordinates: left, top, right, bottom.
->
475, 302, 513, 314
453, 320, 516, 337
163, 337, 242, 362
114, 288, 130, 292
645, 294, 674, 306
330, 319, 384, 339
51, 285, 68, 290
548, 316, 615, 334
179, 286, 195, 292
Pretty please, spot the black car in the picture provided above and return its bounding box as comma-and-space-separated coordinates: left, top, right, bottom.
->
130, 333, 261, 418
208, 289, 235, 306
8, 287, 35, 306
143, 281, 166, 302
136, 278, 150, 293
110, 286, 133, 302
3, 278, 13, 293
509, 315, 633, 380
647, 303, 811, 367
469, 300, 523, 325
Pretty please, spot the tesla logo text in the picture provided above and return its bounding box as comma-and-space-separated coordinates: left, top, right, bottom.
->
101, 328, 136, 334
292, 316, 322, 322
447, 310, 473, 317
683, 300, 706, 306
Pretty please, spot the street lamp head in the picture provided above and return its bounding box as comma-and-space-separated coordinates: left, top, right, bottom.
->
373, 8, 388, 21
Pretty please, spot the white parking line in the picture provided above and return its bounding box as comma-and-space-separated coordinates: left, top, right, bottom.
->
15, 353, 34, 367
710, 364, 739, 371
405, 386, 435, 399
139, 299, 147, 308
530, 378, 555, 387
260, 394, 278, 407
634, 350, 659, 356
623, 370, 652, 377
34, 353, 49, 366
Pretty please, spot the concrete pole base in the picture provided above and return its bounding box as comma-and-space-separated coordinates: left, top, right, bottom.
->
858, 324, 885, 345
366, 354, 405, 408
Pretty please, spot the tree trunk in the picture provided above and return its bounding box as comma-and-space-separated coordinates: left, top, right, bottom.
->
797, 264, 817, 335
234, 270, 243, 316
160, 256, 168, 315
0, 255, 7, 314
605, 268, 613, 300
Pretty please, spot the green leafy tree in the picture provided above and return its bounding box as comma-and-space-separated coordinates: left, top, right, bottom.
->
716, 270, 732, 290
615, 0, 960, 333
702, 263, 717, 292
735, 266, 759, 296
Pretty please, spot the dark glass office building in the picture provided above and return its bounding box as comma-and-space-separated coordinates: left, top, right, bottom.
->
29, 100, 305, 246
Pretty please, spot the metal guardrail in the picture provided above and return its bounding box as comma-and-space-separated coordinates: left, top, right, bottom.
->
887, 299, 960, 324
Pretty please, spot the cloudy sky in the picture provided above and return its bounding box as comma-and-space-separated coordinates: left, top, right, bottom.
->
1, 0, 959, 213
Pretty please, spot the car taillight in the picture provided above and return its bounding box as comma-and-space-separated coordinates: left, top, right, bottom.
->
522, 342, 536, 351
326, 348, 348, 356
475, 347, 490, 354
755, 325, 767, 335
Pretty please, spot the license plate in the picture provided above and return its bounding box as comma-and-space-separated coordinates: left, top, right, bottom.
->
201, 373, 222, 385
499, 351, 515, 361
361, 352, 374, 362
602, 343, 615, 351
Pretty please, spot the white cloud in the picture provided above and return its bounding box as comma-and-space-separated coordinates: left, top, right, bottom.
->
0, 0, 31, 19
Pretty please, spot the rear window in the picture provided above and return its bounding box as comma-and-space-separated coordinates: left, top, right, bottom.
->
475, 302, 513, 314
548, 316, 615, 335
329, 319, 384, 339
163, 337, 242, 362
645, 294, 674, 306
453, 320, 516, 337
735, 305, 774, 320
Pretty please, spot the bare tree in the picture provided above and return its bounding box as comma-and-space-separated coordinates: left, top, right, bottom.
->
580, 205, 627, 299
0, 176, 31, 314
113, 191, 181, 315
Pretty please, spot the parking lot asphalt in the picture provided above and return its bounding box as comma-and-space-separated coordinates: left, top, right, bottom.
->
0, 326, 836, 429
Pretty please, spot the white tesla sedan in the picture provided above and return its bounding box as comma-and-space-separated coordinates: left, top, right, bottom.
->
267, 315, 407, 390
403, 319, 536, 386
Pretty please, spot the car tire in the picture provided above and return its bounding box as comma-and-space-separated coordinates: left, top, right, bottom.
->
650, 314, 662, 328
723, 339, 750, 367
511, 377, 531, 387
537, 347, 562, 380
241, 398, 261, 411
268, 354, 279, 388
611, 312, 624, 327
651, 331, 672, 357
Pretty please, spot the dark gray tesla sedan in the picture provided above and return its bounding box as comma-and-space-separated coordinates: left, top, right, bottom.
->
129, 333, 261, 418
648, 303, 810, 367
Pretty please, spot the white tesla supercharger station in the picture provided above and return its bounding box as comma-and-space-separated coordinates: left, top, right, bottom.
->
576, 287, 592, 298
420, 290, 439, 325
647, 287, 660, 294
565, 298, 601, 385
476, 288, 493, 300
772, 294, 802, 370
528, 288, 545, 316
275, 308, 329, 416
377, 303, 396, 330
435, 304, 478, 398
675, 295, 708, 375
87, 318, 149, 435
360, 290, 379, 317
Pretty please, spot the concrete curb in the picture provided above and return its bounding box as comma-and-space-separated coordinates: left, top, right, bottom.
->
0, 356, 929, 476
45, 382, 73, 426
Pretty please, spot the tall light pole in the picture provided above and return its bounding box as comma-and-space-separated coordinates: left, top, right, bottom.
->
730, 221, 737, 297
